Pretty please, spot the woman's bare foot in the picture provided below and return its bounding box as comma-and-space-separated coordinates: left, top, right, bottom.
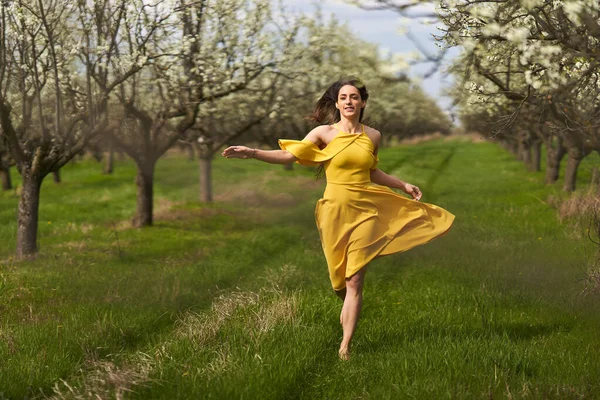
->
338, 347, 350, 361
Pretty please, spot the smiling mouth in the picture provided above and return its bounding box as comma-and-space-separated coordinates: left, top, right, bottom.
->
344, 107, 355, 111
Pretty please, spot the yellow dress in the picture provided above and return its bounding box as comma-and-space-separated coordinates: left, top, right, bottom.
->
278, 127, 455, 291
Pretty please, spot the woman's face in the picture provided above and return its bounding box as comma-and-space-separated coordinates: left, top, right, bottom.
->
336, 85, 365, 120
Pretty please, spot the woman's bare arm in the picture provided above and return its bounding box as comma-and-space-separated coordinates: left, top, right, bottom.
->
371, 169, 422, 200
221, 126, 326, 164
367, 128, 421, 200
221, 146, 296, 164
370, 168, 406, 190
366, 130, 406, 189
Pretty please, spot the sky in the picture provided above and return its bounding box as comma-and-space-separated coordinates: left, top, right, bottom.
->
280, 0, 459, 111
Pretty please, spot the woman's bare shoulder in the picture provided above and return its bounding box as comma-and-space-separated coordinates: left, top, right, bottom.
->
363, 125, 382, 149
363, 125, 382, 138
310, 124, 338, 135
304, 124, 337, 144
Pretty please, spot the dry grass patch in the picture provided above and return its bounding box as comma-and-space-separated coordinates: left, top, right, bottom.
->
176, 286, 299, 347
50, 267, 301, 395
55, 241, 89, 253
60, 222, 95, 234
549, 192, 600, 295
261, 264, 301, 288
249, 288, 298, 336
50, 354, 154, 400
111, 219, 133, 232
171, 287, 298, 379
582, 207, 600, 295
548, 190, 600, 223
106, 199, 184, 231
175, 291, 259, 346
153, 199, 185, 220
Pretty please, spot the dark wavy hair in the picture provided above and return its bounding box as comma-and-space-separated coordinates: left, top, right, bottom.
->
310, 78, 369, 125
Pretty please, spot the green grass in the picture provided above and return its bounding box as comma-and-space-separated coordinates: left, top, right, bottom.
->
1, 139, 600, 399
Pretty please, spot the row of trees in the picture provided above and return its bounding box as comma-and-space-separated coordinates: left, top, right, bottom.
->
348, 0, 598, 191
0, 0, 451, 258
436, 0, 599, 191
0, 0, 296, 257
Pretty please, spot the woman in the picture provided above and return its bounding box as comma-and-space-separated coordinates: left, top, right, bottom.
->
222, 78, 454, 360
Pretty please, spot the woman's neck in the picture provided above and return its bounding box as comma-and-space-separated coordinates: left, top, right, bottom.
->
337, 117, 361, 134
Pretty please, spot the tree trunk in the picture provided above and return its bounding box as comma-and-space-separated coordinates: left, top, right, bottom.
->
283, 162, 294, 171
518, 140, 531, 165
199, 156, 212, 203
52, 170, 61, 183
0, 165, 11, 190
563, 149, 584, 192
508, 141, 518, 157
91, 148, 103, 162
591, 167, 600, 190
187, 144, 195, 161
134, 164, 155, 227
545, 138, 566, 184
104, 148, 114, 174
16, 173, 43, 258
530, 141, 542, 172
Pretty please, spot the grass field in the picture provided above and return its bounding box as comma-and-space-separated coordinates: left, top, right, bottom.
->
1, 137, 600, 399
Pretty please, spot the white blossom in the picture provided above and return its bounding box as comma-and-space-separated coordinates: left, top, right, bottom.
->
563, 1, 583, 22
519, 0, 543, 11
481, 23, 503, 36
506, 27, 530, 44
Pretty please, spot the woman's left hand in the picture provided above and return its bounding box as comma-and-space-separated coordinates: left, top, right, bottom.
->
403, 183, 422, 201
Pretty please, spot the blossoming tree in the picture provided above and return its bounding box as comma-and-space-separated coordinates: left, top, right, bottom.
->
439, 0, 600, 191
0, 0, 157, 257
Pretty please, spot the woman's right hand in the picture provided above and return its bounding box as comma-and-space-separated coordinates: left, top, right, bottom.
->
222, 146, 255, 159
403, 183, 422, 201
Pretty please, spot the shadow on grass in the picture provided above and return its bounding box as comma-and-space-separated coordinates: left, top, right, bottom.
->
360, 320, 573, 355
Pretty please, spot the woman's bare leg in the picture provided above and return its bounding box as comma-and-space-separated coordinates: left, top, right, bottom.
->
335, 288, 346, 324
339, 268, 366, 360
335, 288, 346, 302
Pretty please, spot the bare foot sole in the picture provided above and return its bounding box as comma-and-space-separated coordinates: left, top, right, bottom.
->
338, 348, 350, 361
